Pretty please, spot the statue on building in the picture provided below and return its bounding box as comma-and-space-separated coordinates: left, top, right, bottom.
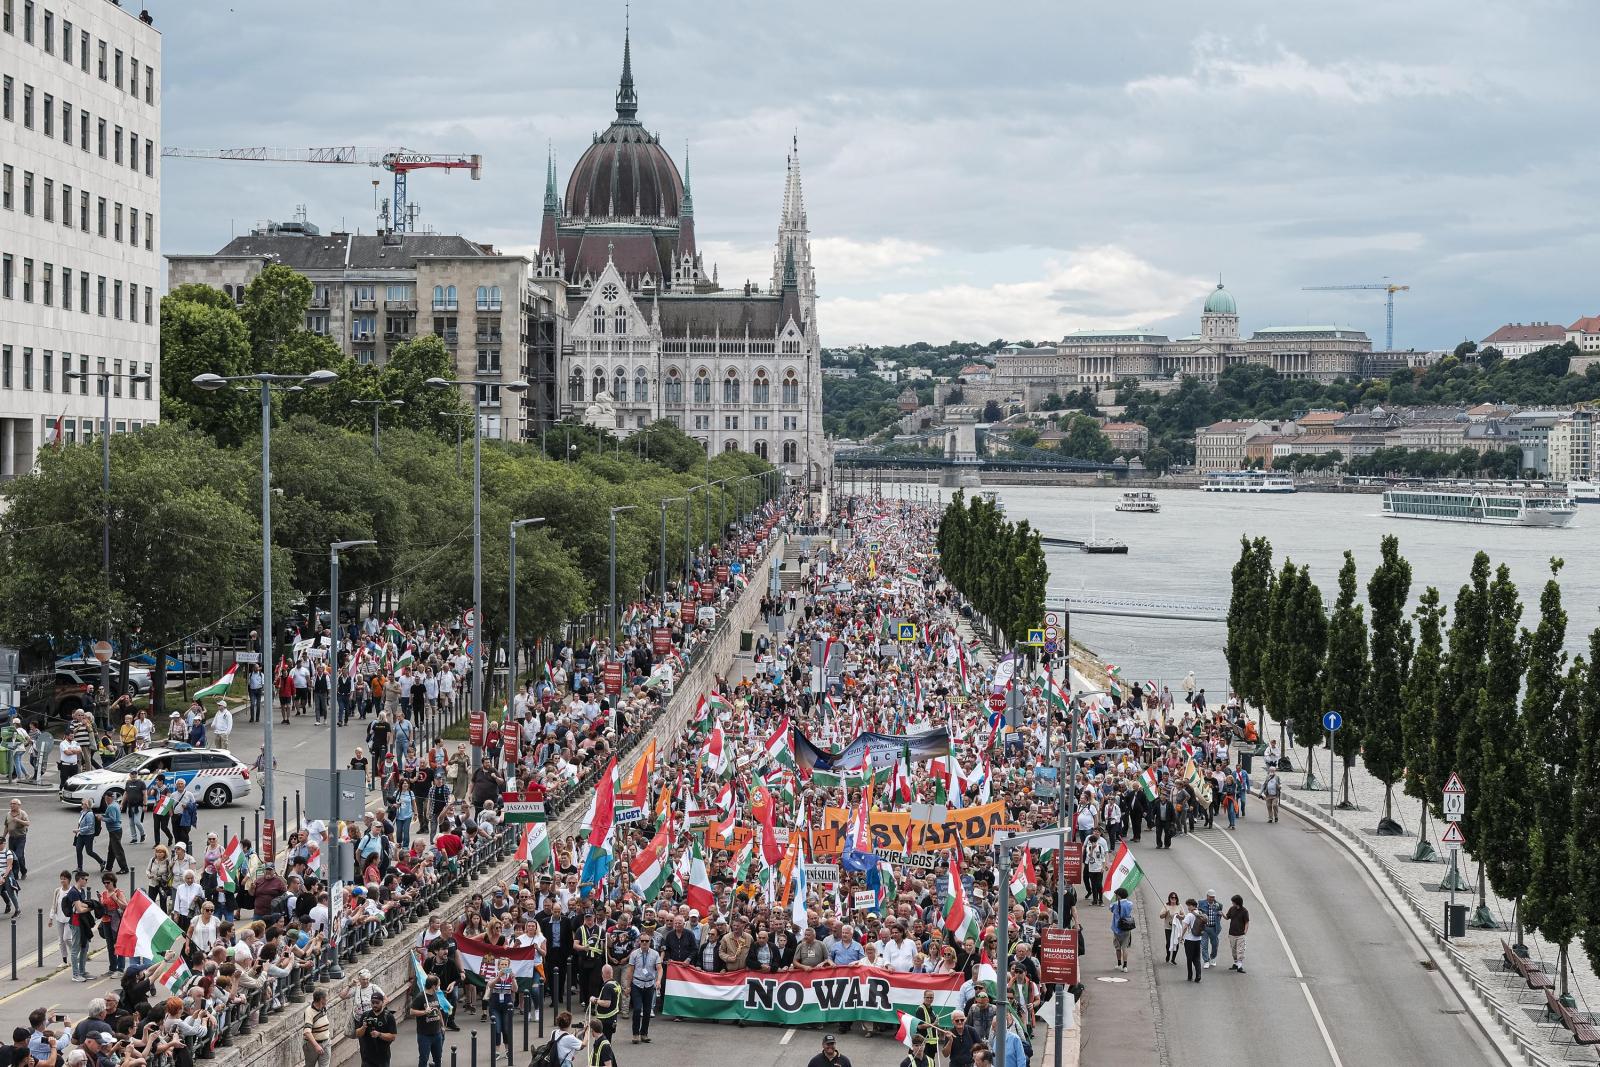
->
583, 390, 619, 431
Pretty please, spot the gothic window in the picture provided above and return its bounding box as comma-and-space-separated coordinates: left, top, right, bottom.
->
593, 306, 606, 334
752, 370, 770, 405
568, 368, 585, 403
692, 369, 711, 404
722, 370, 740, 405
614, 306, 627, 335
601, 282, 620, 302
723, 439, 739, 453
634, 367, 649, 401
781, 371, 799, 406
664, 367, 683, 405
593, 368, 606, 399
613, 366, 628, 402
782, 440, 798, 464
753, 440, 768, 460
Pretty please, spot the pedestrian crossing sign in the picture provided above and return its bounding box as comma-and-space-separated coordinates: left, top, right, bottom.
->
897, 622, 918, 642
1025, 629, 1045, 647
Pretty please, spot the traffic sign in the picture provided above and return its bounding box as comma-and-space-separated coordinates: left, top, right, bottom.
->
1322, 710, 1343, 732
897, 622, 919, 642
988, 693, 1006, 712
92, 641, 114, 664
1025, 629, 1045, 647
1044, 611, 1060, 628
1442, 772, 1465, 794
868, 542, 881, 555
1443, 791, 1465, 821
1440, 822, 1464, 850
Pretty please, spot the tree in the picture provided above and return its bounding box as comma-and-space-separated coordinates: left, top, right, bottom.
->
1401, 587, 1445, 860
1570, 631, 1600, 988
1364, 535, 1413, 832
1225, 536, 1273, 711
1142, 445, 1173, 474
1464, 563, 1526, 926
1267, 562, 1328, 787
241, 263, 314, 368
1436, 553, 1491, 825
1057, 414, 1113, 463
1322, 551, 1368, 807
159, 289, 253, 445
1518, 560, 1576, 964
0, 426, 271, 717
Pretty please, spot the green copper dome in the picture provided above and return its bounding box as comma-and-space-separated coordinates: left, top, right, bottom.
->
1204, 282, 1236, 315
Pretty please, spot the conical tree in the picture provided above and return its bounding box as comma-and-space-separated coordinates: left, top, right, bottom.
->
1569, 630, 1600, 987
1364, 535, 1413, 833
1524, 652, 1583, 995
1519, 560, 1573, 961
1284, 565, 1329, 790
1226, 536, 1274, 711
1463, 563, 1526, 926
1322, 551, 1368, 808
1436, 552, 1491, 820
1262, 556, 1299, 764
1401, 587, 1445, 860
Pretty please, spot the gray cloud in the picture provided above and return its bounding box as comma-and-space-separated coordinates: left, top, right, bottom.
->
156, 0, 1600, 346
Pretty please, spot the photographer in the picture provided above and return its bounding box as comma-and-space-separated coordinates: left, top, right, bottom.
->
353, 991, 396, 1067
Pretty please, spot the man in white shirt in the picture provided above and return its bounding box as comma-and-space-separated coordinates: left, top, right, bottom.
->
211, 702, 233, 751
173, 870, 204, 922
879, 924, 917, 972
438, 667, 455, 712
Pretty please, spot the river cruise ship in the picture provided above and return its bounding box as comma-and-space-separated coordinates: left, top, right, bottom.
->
1381, 487, 1577, 528
1200, 472, 1297, 493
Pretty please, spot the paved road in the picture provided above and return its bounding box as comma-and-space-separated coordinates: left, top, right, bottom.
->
1, 708, 387, 1026
1082, 799, 1501, 1067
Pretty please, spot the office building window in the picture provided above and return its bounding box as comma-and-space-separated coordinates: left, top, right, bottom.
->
1, 76, 10, 120
40, 262, 50, 305
97, 38, 105, 79
1, 253, 11, 298
97, 118, 106, 157
113, 126, 121, 164
42, 92, 51, 135
1, 346, 10, 389
79, 108, 86, 149
60, 183, 69, 223
113, 279, 121, 318
129, 58, 137, 98
60, 267, 70, 310
21, 83, 32, 128
128, 207, 136, 246
77, 355, 87, 393
79, 29, 88, 72
0, 165, 9, 209
143, 286, 151, 324
114, 49, 122, 88
42, 350, 51, 391
78, 271, 87, 311
79, 189, 87, 230
143, 212, 152, 249
21, 0, 29, 41
62, 19, 70, 62
21, 257, 31, 301
142, 364, 152, 399
42, 7, 50, 51
113, 202, 122, 241
21, 170, 31, 214
97, 196, 105, 235
96, 275, 105, 316
145, 66, 153, 104
21, 347, 31, 389
41, 177, 51, 220
144, 139, 152, 177
61, 100, 69, 144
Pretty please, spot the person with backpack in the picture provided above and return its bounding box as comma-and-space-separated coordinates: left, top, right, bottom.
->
1182, 899, 1205, 982
1109, 886, 1135, 973
536, 1011, 583, 1067
72, 799, 105, 874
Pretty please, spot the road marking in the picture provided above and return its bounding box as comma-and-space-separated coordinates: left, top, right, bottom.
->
780, 1029, 795, 1045
1186, 830, 1342, 1067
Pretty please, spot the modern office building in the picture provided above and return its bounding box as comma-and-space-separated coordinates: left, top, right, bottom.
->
1, 0, 161, 477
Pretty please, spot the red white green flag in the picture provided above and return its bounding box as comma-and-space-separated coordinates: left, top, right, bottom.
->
942, 853, 981, 943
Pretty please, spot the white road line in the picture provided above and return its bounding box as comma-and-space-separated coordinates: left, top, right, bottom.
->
780, 1029, 795, 1045
1299, 980, 1345, 1067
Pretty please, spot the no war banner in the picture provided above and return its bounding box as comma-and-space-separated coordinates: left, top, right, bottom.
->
661, 962, 961, 1026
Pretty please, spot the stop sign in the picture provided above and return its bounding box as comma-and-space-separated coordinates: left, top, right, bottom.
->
988, 693, 1006, 712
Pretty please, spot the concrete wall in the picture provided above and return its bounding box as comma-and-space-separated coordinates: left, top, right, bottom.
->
213, 529, 787, 1067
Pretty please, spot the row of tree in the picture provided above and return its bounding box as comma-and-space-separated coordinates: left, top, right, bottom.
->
936, 490, 1048, 647
1227, 537, 1600, 994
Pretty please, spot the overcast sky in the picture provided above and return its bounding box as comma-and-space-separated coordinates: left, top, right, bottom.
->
156, 0, 1600, 349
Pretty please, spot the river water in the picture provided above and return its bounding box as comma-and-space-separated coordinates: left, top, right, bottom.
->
897, 483, 1600, 700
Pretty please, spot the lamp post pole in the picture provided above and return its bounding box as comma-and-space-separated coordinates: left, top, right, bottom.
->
191, 369, 340, 825
508, 518, 546, 704
64, 366, 150, 719
352, 399, 405, 456
608, 506, 637, 645
326, 537, 374, 978
683, 490, 695, 589
426, 377, 528, 769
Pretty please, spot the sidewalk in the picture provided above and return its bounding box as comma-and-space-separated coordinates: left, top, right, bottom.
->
1258, 712, 1598, 1067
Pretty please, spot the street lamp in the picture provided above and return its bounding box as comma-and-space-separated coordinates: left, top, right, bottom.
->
351, 398, 405, 456
508, 518, 546, 702
63, 365, 151, 719
683, 485, 701, 589
325, 537, 374, 980
659, 498, 685, 600
437, 410, 474, 475
192, 368, 339, 822
608, 506, 637, 645
424, 376, 530, 769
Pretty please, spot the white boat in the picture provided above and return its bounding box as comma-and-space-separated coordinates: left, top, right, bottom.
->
1382, 487, 1577, 528
1567, 480, 1600, 504
1200, 473, 1297, 493
1115, 490, 1160, 513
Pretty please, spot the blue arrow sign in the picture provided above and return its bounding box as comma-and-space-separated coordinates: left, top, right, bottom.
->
1322, 710, 1343, 732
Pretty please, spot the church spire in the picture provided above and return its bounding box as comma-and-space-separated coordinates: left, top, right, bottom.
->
543, 145, 559, 214
615, 9, 638, 122
680, 144, 694, 218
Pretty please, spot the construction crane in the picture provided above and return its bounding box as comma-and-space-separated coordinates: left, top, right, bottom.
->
161, 146, 483, 233
1301, 282, 1410, 350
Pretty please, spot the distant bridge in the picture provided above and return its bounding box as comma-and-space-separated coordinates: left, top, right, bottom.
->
836, 450, 1125, 475
1061, 591, 1229, 622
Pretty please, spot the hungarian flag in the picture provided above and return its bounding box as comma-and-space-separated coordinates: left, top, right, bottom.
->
891, 744, 915, 805
709, 783, 737, 841
732, 838, 756, 884
894, 1010, 921, 1048
115, 892, 183, 960
456, 934, 543, 991
707, 691, 732, 717
942, 853, 980, 943
155, 950, 194, 994
689, 695, 712, 734
516, 823, 551, 872
841, 783, 876, 873
704, 727, 729, 780
1101, 840, 1144, 897
762, 717, 795, 770
1009, 847, 1036, 904
956, 645, 973, 695
218, 838, 244, 892
623, 739, 657, 809
579, 757, 620, 893
155, 790, 182, 818
630, 819, 673, 902
1037, 669, 1068, 714
750, 783, 782, 867
788, 853, 809, 930
384, 619, 406, 646
1138, 767, 1160, 802
975, 952, 999, 1000
680, 840, 715, 915
192, 665, 237, 701
396, 647, 415, 668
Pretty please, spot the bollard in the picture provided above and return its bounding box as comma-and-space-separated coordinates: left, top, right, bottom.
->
489, 1033, 496, 1067
522, 999, 530, 1051
450, 1046, 457, 1067
282, 797, 288, 834
470, 1030, 478, 1067
36, 908, 44, 968
10, 916, 16, 981
254, 811, 260, 846
294, 790, 301, 831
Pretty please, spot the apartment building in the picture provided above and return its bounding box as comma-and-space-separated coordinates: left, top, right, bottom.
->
0, 0, 161, 477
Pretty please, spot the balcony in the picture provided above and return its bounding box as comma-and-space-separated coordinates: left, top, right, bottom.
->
475, 300, 503, 313
351, 331, 376, 344
475, 332, 503, 344
309, 294, 330, 309
385, 299, 417, 311
432, 301, 458, 312
384, 329, 412, 343
442, 330, 460, 347
350, 299, 377, 312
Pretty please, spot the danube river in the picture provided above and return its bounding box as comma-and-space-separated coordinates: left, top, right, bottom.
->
906, 483, 1600, 700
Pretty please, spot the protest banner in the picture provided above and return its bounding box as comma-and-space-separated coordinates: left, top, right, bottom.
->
661, 963, 960, 1026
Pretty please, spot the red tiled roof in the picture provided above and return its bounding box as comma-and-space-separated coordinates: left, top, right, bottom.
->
1481, 323, 1566, 345
1568, 315, 1600, 334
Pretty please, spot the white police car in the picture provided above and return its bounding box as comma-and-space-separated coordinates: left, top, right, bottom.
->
59, 745, 253, 811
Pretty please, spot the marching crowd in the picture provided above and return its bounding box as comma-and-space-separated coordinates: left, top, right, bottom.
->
10, 488, 1279, 1067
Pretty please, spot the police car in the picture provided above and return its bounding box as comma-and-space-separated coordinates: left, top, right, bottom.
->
59, 745, 253, 811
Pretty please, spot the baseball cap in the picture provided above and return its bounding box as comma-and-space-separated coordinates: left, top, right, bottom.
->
822, 1035, 837, 1046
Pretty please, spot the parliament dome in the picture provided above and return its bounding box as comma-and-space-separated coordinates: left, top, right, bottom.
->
563, 28, 684, 222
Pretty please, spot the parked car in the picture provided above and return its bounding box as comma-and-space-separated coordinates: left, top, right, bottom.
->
54, 657, 151, 696
16, 669, 97, 725
59, 745, 253, 811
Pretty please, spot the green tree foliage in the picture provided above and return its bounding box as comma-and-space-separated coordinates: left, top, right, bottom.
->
1401, 587, 1445, 816
1261, 557, 1299, 734
1436, 553, 1491, 818
1225, 536, 1273, 710
241, 263, 314, 367
822, 374, 908, 440
1056, 414, 1114, 462
159, 290, 254, 445
1322, 551, 1369, 805
937, 491, 1048, 646
1344, 446, 1522, 479
1363, 535, 1413, 826
1262, 560, 1327, 769
1464, 564, 1525, 868
0, 425, 271, 715
1570, 631, 1600, 981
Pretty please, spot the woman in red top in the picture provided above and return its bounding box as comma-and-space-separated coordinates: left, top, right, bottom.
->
99, 873, 128, 974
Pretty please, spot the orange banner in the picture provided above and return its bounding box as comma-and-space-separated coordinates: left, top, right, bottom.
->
816, 800, 1009, 853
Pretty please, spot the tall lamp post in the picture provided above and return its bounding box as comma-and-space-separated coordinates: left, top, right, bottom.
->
659, 498, 684, 600
682, 487, 699, 589
508, 518, 546, 700
424, 376, 529, 769
63, 365, 151, 717
437, 410, 474, 475
192, 368, 339, 824
326, 536, 374, 974
608, 506, 637, 645
351, 398, 405, 456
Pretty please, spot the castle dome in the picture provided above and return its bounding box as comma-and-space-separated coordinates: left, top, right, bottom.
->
1204, 282, 1237, 316
563, 25, 684, 222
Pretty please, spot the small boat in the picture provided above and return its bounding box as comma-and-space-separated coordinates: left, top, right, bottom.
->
1081, 538, 1129, 554
1116, 490, 1160, 513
